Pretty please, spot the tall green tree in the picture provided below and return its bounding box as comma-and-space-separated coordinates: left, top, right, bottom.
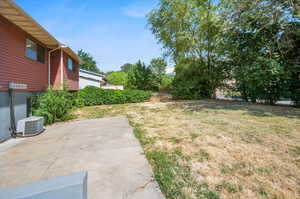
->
106, 71, 128, 86
172, 57, 211, 99
148, 0, 229, 98
278, 22, 300, 106
223, 0, 299, 104
127, 60, 158, 90
121, 63, 135, 73
149, 0, 300, 104
149, 58, 167, 85
77, 49, 100, 73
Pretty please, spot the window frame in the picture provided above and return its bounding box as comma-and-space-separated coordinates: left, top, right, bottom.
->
67, 57, 76, 72
25, 38, 45, 64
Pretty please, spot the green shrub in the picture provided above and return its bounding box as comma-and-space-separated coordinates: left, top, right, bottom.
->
70, 91, 85, 108
160, 75, 174, 90
32, 86, 151, 125
235, 57, 287, 105
171, 58, 213, 100
33, 88, 81, 125
78, 86, 152, 106
106, 71, 128, 86
126, 60, 159, 91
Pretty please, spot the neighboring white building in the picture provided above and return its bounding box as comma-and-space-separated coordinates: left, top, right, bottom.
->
79, 69, 124, 90
101, 84, 124, 90
79, 69, 105, 89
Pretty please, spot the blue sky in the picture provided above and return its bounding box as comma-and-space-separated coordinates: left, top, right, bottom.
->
15, 0, 164, 72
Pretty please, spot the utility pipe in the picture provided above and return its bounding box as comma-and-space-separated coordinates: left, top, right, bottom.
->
8, 88, 17, 138
60, 48, 63, 90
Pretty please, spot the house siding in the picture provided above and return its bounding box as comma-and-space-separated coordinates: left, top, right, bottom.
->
50, 51, 79, 91
0, 6, 79, 142
50, 50, 62, 90
0, 15, 48, 92
63, 53, 79, 91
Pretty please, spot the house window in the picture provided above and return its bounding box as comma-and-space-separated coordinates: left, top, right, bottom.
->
67, 57, 75, 71
25, 39, 45, 63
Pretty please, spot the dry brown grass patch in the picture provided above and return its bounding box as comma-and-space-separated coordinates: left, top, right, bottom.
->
75, 100, 300, 199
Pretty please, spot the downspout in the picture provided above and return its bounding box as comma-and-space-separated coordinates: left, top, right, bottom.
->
8, 88, 17, 138
60, 48, 64, 90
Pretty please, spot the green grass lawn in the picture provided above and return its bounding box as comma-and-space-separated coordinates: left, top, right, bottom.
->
75, 100, 300, 199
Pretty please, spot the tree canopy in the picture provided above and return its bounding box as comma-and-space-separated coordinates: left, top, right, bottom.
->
77, 49, 101, 73
120, 63, 135, 73
148, 0, 300, 105
148, 0, 229, 98
223, 0, 300, 104
106, 71, 127, 86
149, 58, 167, 85
126, 60, 158, 90
116, 59, 171, 91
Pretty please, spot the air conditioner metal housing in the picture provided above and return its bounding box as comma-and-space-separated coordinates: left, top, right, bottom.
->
17, 116, 44, 137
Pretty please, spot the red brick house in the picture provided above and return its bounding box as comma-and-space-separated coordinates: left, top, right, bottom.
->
0, 0, 81, 141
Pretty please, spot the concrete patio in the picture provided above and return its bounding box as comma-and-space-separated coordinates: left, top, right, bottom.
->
0, 117, 164, 199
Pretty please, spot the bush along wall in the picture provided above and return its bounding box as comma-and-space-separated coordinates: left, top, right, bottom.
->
78, 86, 152, 106
32, 88, 83, 125
32, 86, 152, 125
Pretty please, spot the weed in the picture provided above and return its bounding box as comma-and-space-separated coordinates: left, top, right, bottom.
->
196, 149, 210, 162
132, 124, 151, 146
254, 167, 272, 175
258, 187, 268, 196
190, 132, 200, 141
169, 137, 183, 144
196, 184, 220, 199
221, 162, 247, 174
216, 183, 243, 193
240, 133, 262, 143
239, 169, 254, 177
221, 165, 233, 174
297, 179, 300, 186
223, 164, 272, 176
291, 146, 300, 155
146, 150, 219, 199
204, 119, 229, 126
92, 109, 110, 118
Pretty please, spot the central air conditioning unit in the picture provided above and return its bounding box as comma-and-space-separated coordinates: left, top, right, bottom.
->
16, 116, 44, 137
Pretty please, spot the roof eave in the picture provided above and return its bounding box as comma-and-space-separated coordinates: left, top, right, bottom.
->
0, 0, 59, 48
0, 0, 81, 62
62, 47, 82, 63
